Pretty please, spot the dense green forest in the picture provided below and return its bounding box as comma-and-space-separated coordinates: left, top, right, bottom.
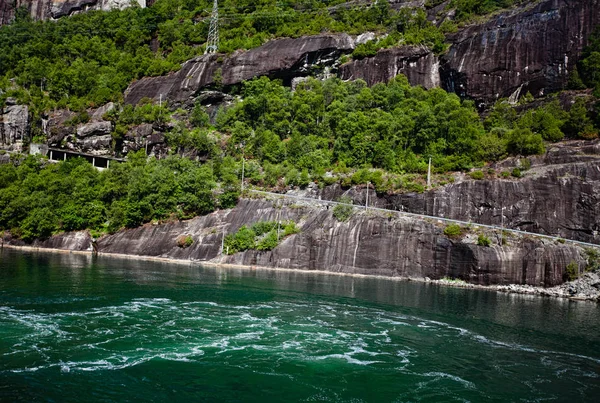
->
0, 153, 241, 241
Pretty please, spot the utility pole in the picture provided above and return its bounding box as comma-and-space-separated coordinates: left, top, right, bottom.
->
241, 156, 245, 193
205, 0, 219, 54
427, 156, 432, 189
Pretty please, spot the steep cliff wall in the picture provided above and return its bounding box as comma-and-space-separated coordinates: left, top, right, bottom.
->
442, 0, 600, 105
124, 34, 355, 106
339, 46, 440, 89
0, 100, 29, 150
338, 0, 600, 105
316, 141, 600, 245
0, 0, 144, 25
7, 198, 574, 287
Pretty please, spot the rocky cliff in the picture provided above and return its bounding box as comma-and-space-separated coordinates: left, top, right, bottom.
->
3, 198, 585, 287
120, 0, 600, 108
0, 99, 28, 150
339, 45, 440, 89
0, 0, 145, 25
441, 0, 600, 106
124, 34, 355, 107
311, 141, 600, 245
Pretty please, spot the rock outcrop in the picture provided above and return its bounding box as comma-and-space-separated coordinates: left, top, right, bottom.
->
124, 34, 355, 106
339, 46, 440, 89
0, 0, 145, 25
0, 100, 29, 149
313, 141, 600, 245
7, 198, 580, 287
441, 0, 600, 106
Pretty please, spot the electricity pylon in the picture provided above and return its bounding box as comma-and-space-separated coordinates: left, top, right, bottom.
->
205, 0, 219, 54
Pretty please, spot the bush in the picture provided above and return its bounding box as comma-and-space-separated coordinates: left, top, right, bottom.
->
469, 170, 484, 180
256, 230, 278, 251
477, 234, 491, 247
501, 171, 511, 179
511, 168, 522, 178
333, 196, 354, 222
283, 221, 300, 236
565, 261, 579, 282
444, 224, 463, 239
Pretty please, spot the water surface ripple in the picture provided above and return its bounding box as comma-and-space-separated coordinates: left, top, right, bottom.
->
1, 250, 599, 402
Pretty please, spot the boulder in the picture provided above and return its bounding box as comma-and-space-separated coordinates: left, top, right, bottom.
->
76, 121, 112, 138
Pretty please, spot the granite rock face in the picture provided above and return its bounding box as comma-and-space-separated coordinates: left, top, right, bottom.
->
315, 141, 600, 245
0, 0, 145, 25
339, 46, 440, 89
89, 198, 582, 286
124, 34, 355, 106
0, 103, 29, 149
441, 0, 600, 105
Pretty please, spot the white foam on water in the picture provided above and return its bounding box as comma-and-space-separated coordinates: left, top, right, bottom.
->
420, 371, 476, 389
314, 353, 381, 366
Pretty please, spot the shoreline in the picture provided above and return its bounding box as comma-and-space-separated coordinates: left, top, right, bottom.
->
2, 243, 598, 303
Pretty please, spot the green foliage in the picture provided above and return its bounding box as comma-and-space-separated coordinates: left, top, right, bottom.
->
511, 168, 522, 178
443, 223, 463, 238
224, 225, 255, 254
469, 170, 484, 180
584, 248, 600, 272
450, 0, 527, 22
0, 154, 219, 240
0, 0, 450, 113
333, 196, 354, 222
256, 230, 278, 251
563, 98, 598, 139
224, 219, 299, 254
477, 234, 491, 247
283, 221, 300, 236
565, 261, 579, 282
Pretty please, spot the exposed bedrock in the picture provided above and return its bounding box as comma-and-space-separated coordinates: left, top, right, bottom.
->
0, 0, 145, 25
441, 0, 600, 105
318, 141, 600, 244
339, 46, 440, 89
124, 34, 355, 106
11, 198, 578, 287
0, 101, 29, 150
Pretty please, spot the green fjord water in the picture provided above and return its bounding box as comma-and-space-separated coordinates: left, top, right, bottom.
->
1, 249, 599, 402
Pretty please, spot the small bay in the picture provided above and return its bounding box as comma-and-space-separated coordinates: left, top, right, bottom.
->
1, 249, 599, 402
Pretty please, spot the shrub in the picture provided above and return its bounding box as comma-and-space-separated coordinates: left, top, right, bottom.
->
501, 171, 511, 179
251, 221, 277, 236
444, 224, 463, 239
177, 235, 194, 248
585, 248, 600, 272
511, 168, 522, 178
333, 196, 354, 222
520, 158, 531, 170
565, 261, 579, 282
256, 230, 278, 251
283, 221, 300, 236
470, 170, 484, 180
477, 234, 491, 247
